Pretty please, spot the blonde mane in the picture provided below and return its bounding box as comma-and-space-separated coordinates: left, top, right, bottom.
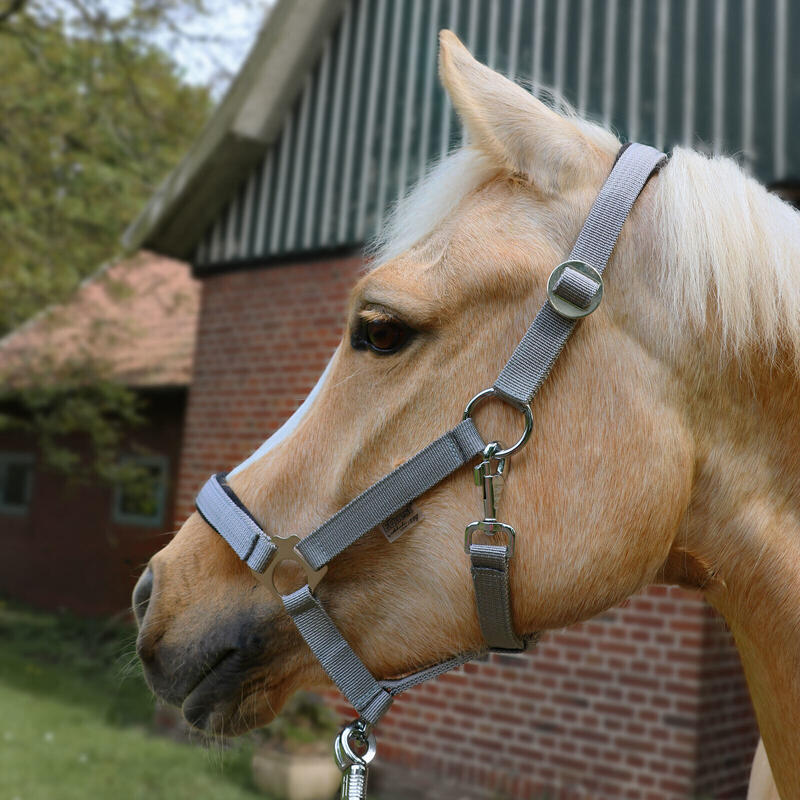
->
374, 113, 800, 366
371, 147, 500, 264
654, 148, 800, 362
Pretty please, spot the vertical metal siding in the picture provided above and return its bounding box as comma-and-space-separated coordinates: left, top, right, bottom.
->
195, 0, 799, 270
601, 0, 617, 127
356, 0, 387, 241
774, 0, 788, 177
654, 0, 669, 150
416, 0, 440, 183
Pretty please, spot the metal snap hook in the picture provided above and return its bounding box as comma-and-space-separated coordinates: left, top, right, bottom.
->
463, 388, 533, 459
334, 721, 377, 800
464, 440, 516, 556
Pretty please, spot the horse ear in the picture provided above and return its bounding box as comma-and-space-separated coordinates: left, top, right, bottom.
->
438, 30, 607, 191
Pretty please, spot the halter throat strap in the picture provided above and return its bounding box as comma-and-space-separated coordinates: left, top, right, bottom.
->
195, 142, 667, 726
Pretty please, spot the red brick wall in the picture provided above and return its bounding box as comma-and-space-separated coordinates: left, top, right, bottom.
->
0, 390, 185, 616
336, 590, 759, 800
178, 256, 759, 798
175, 256, 361, 520
695, 610, 761, 796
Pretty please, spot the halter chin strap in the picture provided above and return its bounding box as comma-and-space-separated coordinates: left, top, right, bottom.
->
195, 142, 667, 727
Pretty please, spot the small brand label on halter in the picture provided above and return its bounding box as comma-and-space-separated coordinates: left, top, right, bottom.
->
380, 502, 424, 543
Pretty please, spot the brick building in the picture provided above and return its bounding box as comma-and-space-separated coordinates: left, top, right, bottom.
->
0, 253, 199, 615
125, 1, 800, 796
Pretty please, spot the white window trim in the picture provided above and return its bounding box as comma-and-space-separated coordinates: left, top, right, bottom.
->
112, 454, 169, 528
0, 452, 35, 516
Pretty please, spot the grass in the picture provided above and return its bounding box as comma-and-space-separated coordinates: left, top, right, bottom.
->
0, 600, 262, 800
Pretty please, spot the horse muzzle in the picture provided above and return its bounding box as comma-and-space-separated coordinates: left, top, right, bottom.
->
132, 561, 295, 733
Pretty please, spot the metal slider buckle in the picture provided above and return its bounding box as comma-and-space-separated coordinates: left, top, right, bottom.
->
547, 259, 604, 319
260, 535, 328, 598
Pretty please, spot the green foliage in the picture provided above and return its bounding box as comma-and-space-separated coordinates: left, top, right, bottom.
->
0, 0, 212, 336
0, 597, 151, 727
0, 0, 214, 482
0, 599, 261, 799
0, 364, 148, 486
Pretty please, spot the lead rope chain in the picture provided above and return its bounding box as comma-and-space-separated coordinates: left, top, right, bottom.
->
194, 143, 667, 798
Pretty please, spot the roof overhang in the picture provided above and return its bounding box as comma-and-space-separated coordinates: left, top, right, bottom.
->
122, 0, 347, 260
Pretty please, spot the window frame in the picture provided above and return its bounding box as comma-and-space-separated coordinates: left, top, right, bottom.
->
0, 452, 35, 516
112, 454, 169, 528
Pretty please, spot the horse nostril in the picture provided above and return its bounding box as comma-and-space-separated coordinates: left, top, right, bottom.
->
132, 566, 154, 628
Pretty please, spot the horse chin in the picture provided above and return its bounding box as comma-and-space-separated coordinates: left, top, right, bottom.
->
183, 696, 279, 737
180, 666, 288, 736
172, 647, 291, 736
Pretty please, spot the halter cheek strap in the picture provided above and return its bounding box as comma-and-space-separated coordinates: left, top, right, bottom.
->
494, 140, 668, 406
196, 142, 667, 727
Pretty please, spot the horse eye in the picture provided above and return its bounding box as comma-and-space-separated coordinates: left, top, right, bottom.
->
363, 319, 411, 354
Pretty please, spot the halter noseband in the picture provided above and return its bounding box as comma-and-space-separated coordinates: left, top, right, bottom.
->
195, 143, 667, 731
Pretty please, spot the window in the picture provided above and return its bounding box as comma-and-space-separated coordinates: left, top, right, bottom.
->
0, 453, 35, 515
112, 456, 168, 527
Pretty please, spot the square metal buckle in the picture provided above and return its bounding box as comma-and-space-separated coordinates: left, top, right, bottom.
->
464, 520, 515, 557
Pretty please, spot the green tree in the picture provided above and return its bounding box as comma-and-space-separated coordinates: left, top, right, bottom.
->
0, 0, 220, 486
0, 0, 213, 335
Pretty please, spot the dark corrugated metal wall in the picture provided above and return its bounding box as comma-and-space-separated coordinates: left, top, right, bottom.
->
196, 0, 797, 269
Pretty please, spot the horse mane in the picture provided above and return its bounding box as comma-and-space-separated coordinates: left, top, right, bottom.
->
373, 102, 800, 365
369, 147, 501, 264
654, 148, 800, 363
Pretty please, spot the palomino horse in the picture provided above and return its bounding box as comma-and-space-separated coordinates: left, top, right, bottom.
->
134, 32, 797, 798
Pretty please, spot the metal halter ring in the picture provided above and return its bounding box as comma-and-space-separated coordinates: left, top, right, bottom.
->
260, 534, 328, 599
463, 388, 533, 459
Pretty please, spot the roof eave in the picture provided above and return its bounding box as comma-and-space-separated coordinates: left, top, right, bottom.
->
122, 0, 347, 260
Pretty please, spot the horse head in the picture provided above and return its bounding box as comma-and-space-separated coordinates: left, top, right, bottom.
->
133, 31, 698, 737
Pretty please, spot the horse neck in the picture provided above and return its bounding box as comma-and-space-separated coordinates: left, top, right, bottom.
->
604, 157, 800, 789
676, 356, 800, 796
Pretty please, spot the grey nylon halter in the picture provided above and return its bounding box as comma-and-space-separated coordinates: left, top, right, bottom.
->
196, 142, 667, 728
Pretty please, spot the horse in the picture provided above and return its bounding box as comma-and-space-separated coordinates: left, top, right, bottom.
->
132, 31, 798, 798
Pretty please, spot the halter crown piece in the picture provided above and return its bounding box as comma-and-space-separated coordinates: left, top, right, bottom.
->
195, 142, 666, 797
